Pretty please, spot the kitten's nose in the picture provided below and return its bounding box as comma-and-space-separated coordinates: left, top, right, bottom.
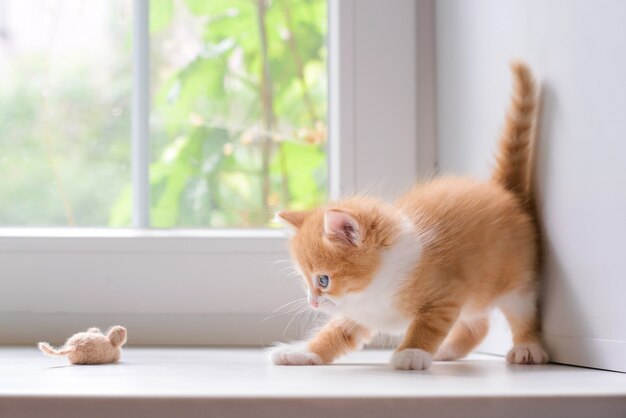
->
308, 298, 319, 309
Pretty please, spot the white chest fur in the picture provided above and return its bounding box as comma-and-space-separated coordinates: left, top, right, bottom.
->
338, 223, 422, 334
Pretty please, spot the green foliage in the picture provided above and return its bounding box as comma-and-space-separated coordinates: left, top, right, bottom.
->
139, 0, 328, 228
270, 141, 326, 211
150, 0, 174, 33
0, 0, 327, 228
0, 36, 131, 226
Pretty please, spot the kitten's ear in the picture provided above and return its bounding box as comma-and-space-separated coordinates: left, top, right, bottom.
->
324, 210, 362, 246
276, 210, 311, 230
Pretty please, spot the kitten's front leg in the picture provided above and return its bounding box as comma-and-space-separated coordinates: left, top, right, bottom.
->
392, 303, 460, 370
270, 317, 370, 365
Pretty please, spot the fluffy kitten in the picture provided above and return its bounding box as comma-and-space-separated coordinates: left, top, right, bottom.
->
271, 62, 549, 370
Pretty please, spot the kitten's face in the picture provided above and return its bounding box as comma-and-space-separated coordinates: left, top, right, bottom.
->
279, 200, 400, 314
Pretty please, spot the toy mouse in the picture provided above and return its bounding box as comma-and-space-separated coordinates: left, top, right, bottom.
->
38, 326, 127, 365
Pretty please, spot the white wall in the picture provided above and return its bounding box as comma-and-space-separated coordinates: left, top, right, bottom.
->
436, 0, 626, 372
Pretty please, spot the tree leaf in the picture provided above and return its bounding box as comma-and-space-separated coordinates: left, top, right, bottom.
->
150, 0, 174, 33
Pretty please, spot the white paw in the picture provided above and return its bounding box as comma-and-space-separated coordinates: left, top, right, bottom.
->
434, 345, 460, 361
506, 343, 549, 364
391, 348, 433, 370
269, 343, 323, 366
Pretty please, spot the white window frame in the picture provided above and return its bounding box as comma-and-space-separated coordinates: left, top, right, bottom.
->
0, 0, 435, 345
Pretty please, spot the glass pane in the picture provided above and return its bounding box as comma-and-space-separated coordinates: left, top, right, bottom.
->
0, 0, 132, 227
148, 0, 327, 228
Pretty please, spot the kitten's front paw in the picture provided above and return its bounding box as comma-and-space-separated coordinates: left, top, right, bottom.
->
391, 348, 433, 370
506, 343, 549, 364
269, 343, 323, 366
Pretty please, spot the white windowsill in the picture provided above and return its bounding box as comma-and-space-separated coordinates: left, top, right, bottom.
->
1, 347, 625, 418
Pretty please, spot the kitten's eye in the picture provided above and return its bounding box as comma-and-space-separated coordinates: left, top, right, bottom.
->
317, 274, 330, 289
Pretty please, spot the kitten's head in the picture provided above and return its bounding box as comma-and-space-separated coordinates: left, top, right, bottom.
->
278, 197, 402, 314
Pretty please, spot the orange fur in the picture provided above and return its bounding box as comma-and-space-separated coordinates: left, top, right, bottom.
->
307, 317, 371, 364
492, 61, 536, 208
272, 62, 549, 369
435, 316, 490, 361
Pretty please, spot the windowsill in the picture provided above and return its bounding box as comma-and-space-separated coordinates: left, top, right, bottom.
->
1, 347, 625, 418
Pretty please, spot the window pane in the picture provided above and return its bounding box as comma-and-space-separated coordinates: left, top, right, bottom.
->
148, 0, 328, 228
0, 0, 132, 227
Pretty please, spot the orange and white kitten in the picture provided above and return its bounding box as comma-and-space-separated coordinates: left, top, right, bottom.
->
271, 62, 549, 370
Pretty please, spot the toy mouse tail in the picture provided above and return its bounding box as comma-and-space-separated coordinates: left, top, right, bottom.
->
38, 342, 74, 357
107, 326, 127, 348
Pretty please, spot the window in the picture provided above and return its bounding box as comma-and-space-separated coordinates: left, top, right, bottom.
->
0, 0, 328, 228
0, 0, 132, 227
0, 0, 425, 345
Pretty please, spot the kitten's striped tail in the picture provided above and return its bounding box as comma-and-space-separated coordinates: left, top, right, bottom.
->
491, 61, 537, 206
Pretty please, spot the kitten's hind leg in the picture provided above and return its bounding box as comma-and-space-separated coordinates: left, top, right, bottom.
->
269, 317, 370, 365
434, 316, 489, 361
497, 286, 549, 364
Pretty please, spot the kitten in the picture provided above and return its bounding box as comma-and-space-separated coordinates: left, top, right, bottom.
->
271, 62, 549, 370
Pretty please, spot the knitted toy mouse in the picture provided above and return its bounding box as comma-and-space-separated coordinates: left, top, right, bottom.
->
38, 326, 127, 365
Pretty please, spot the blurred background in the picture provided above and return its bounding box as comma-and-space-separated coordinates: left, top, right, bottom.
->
0, 0, 327, 228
